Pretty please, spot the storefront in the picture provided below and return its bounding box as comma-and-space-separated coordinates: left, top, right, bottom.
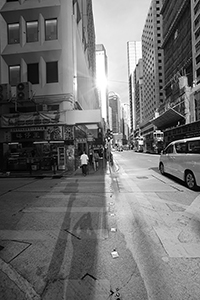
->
0, 111, 103, 172
0, 112, 77, 172
1, 124, 76, 172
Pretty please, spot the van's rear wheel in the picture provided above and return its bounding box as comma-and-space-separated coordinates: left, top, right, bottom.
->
185, 171, 196, 190
159, 162, 165, 175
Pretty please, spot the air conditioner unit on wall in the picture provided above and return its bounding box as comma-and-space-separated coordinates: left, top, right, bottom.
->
0, 84, 11, 102
16, 82, 33, 101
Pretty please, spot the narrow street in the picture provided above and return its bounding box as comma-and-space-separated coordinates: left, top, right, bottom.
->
0, 151, 200, 299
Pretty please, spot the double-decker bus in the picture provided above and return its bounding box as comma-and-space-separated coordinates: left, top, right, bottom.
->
144, 130, 164, 154
164, 120, 200, 147
153, 130, 164, 153
134, 136, 144, 152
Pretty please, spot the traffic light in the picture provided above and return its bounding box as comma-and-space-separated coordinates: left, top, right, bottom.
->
106, 129, 113, 140
0, 84, 11, 102
98, 128, 103, 140
17, 82, 32, 101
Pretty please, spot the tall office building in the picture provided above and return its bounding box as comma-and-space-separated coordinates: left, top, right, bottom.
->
96, 44, 108, 126
191, 0, 200, 86
134, 59, 143, 130
127, 41, 142, 134
108, 92, 121, 134
140, 0, 164, 135
127, 41, 142, 76
152, 0, 193, 130
190, 0, 200, 121
122, 102, 130, 143
0, 0, 100, 172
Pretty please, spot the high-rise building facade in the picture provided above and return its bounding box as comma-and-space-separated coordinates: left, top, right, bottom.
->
190, 0, 200, 122
108, 92, 121, 134
152, 0, 193, 129
191, 0, 200, 85
127, 41, 142, 134
134, 59, 143, 130
127, 41, 142, 76
121, 103, 130, 144
141, 0, 164, 125
0, 0, 100, 172
96, 44, 108, 126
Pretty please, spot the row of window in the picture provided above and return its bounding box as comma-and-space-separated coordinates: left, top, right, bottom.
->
9, 61, 58, 86
8, 19, 57, 44
165, 140, 200, 154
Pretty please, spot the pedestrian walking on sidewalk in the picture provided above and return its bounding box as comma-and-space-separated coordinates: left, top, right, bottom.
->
93, 151, 99, 171
80, 151, 89, 176
89, 148, 94, 166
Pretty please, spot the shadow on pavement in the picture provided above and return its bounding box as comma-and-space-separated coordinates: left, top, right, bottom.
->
41, 172, 107, 299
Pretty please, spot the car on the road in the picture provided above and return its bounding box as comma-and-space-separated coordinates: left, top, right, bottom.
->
159, 136, 200, 190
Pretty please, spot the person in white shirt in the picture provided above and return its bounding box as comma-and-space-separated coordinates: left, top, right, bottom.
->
80, 151, 89, 176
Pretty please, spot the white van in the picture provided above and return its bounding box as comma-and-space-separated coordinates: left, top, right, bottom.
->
159, 136, 200, 190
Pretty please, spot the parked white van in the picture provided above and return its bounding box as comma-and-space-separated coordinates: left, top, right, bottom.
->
159, 136, 200, 190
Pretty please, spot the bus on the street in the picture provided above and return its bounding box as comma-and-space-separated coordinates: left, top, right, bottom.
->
143, 130, 164, 154
163, 120, 200, 147
134, 136, 144, 152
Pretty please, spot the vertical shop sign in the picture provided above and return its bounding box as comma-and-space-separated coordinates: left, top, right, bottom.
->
64, 126, 74, 140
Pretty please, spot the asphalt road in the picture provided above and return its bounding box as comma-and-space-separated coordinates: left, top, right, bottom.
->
0, 150, 200, 299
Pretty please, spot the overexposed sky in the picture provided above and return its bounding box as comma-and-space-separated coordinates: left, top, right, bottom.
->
92, 0, 151, 103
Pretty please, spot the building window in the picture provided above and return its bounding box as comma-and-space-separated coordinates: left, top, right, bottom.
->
27, 63, 39, 84
46, 61, 58, 83
26, 21, 38, 42
8, 23, 20, 44
45, 19, 57, 40
9, 65, 20, 86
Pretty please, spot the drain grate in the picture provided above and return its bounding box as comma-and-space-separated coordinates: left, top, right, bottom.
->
136, 176, 148, 179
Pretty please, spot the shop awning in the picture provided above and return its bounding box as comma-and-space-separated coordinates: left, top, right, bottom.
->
151, 108, 185, 129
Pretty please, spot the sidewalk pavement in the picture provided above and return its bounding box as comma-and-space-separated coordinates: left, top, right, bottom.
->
0, 159, 118, 299
0, 162, 109, 179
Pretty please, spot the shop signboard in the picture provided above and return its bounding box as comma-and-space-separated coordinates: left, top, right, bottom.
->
76, 138, 87, 143
1, 112, 61, 127
64, 125, 74, 140
46, 126, 63, 140
87, 133, 94, 142
11, 131, 44, 141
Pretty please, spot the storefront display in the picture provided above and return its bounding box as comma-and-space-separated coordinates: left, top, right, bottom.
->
0, 123, 101, 172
